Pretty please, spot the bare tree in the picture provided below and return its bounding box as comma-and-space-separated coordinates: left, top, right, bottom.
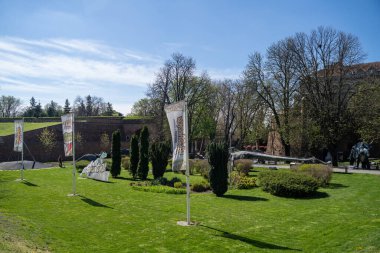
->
290, 26, 365, 165
0, 95, 22, 117
244, 38, 299, 156
235, 81, 264, 148
216, 79, 238, 144
147, 53, 211, 144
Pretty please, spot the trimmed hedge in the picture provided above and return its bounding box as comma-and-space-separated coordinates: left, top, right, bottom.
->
230, 172, 257, 189
234, 159, 252, 176
131, 185, 186, 194
291, 164, 333, 187
191, 181, 211, 192
259, 170, 319, 197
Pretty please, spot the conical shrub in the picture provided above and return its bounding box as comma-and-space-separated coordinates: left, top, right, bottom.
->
207, 141, 229, 197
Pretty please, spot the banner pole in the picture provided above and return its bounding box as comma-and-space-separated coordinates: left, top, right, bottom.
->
184, 99, 190, 225
21, 118, 24, 180
72, 113, 76, 195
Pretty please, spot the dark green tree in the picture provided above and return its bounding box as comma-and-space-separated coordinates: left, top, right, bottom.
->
129, 134, 139, 179
111, 129, 121, 178
35, 102, 43, 118
86, 95, 93, 116
63, 99, 71, 114
207, 141, 229, 197
103, 102, 113, 116
23, 97, 37, 117
138, 126, 150, 180
150, 141, 171, 179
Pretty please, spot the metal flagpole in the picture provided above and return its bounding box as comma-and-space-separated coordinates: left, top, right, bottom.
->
72, 112, 76, 195
184, 99, 190, 225
21, 118, 24, 180
177, 98, 194, 226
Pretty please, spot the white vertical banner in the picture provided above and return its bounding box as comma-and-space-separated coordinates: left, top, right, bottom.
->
14, 119, 24, 181
61, 114, 74, 157
14, 120, 24, 152
166, 100, 192, 226
164, 101, 186, 172
61, 113, 77, 196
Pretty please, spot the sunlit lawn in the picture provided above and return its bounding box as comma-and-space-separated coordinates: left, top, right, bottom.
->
0, 122, 61, 136
0, 167, 379, 252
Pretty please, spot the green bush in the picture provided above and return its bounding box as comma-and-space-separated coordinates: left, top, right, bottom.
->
207, 141, 229, 197
129, 134, 139, 179
137, 126, 150, 180
259, 170, 319, 197
151, 177, 168, 186
150, 141, 171, 179
189, 159, 210, 178
230, 171, 257, 189
292, 164, 333, 187
191, 181, 211, 192
75, 160, 89, 172
122, 157, 130, 171
234, 159, 252, 176
111, 129, 121, 178
173, 182, 183, 188
167, 177, 182, 187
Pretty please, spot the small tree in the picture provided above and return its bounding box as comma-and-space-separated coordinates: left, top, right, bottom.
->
138, 126, 150, 180
63, 99, 71, 114
129, 134, 139, 179
100, 132, 110, 151
111, 129, 121, 178
38, 128, 56, 152
150, 141, 171, 179
207, 141, 229, 197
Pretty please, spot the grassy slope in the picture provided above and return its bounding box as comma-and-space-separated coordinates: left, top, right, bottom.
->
0, 122, 61, 136
0, 168, 379, 253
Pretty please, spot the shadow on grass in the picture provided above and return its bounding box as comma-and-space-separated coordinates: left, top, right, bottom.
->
283, 191, 329, 200
79, 195, 113, 209
200, 225, 301, 251
327, 183, 348, 189
21, 180, 38, 187
222, 194, 268, 201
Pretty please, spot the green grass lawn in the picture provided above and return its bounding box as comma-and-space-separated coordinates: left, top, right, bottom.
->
0, 167, 379, 253
0, 122, 61, 136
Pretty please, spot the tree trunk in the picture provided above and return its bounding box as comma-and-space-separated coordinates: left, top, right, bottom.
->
328, 144, 338, 167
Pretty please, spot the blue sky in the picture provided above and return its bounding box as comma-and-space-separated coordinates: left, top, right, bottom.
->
0, 0, 379, 114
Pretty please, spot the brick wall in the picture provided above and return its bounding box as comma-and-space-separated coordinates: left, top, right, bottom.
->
0, 118, 156, 162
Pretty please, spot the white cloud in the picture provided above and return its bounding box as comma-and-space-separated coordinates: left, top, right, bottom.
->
0, 37, 162, 114
0, 37, 160, 87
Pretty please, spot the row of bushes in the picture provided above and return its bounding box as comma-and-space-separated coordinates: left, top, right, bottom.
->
130, 176, 211, 193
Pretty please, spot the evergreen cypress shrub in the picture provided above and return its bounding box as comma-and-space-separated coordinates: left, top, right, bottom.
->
150, 141, 171, 179
111, 129, 121, 178
207, 141, 229, 197
129, 134, 139, 179
137, 126, 150, 180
